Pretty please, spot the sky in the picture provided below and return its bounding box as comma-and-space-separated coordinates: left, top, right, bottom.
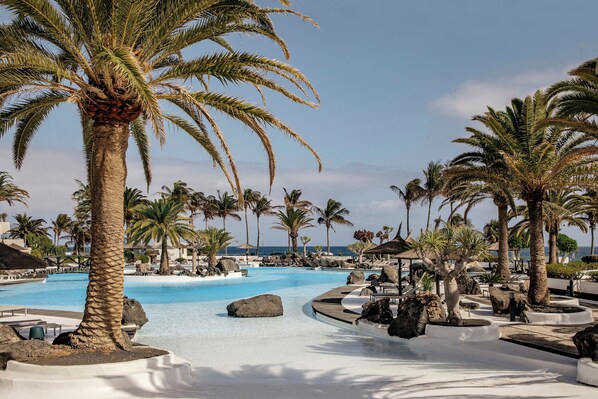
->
1, 0, 598, 247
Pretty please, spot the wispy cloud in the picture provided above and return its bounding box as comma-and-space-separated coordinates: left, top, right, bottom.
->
430, 66, 572, 119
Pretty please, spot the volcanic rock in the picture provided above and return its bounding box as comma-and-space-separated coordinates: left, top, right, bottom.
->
227, 294, 283, 318
347, 271, 365, 285
387, 292, 446, 339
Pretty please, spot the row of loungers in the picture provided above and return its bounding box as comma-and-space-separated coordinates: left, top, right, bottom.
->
369, 284, 418, 304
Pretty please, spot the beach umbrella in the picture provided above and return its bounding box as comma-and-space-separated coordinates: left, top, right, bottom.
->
237, 243, 256, 264
0, 243, 48, 270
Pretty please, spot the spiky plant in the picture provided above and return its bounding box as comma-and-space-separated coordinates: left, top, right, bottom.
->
0, 1, 320, 349
198, 226, 234, 267
0, 171, 29, 206
8, 213, 48, 246
272, 207, 314, 253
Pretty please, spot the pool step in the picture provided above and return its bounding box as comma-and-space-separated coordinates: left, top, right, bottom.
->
0, 351, 196, 398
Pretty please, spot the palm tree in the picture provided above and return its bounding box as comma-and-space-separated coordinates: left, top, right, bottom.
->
577, 191, 598, 255
250, 195, 277, 256
0, 1, 320, 349
66, 219, 91, 255
390, 179, 424, 232
283, 188, 312, 210
8, 214, 48, 246
242, 189, 261, 246
312, 199, 353, 255
483, 220, 499, 243
159, 181, 192, 205
272, 208, 314, 253
198, 227, 234, 268
422, 162, 444, 230
51, 213, 72, 246
487, 92, 598, 304
123, 187, 147, 233
72, 180, 91, 223
300, 236, 311, 257
212, 191, 241, 255
128, 199, 194, 275
0, 171, 28, 206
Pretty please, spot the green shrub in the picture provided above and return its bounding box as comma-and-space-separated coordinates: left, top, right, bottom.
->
124, 249, 135, 263
419, 272, 435, 292
135, 253, 149, 264
546, 262, 596, 279
556, 234, 578, 254
479, 272, 505, 285
582, 254, 598, 264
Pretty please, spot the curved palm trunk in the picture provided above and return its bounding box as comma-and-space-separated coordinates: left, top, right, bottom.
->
159, 238, 170, 275
527, 196, 549, 304
496, 199, 511, 279
426, 198, 432, 230
548, 226, 558, 264
256, 215, 261, 256
326, 225, 331, 255
71, 122, 128, 350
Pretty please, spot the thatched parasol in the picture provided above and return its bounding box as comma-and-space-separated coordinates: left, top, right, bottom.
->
0, 243, 47, 270
364, 226, 411, 256
238, 243, 256, 264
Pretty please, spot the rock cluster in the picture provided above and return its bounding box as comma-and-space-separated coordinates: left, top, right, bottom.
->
573, 324, 598, 361
387, 293, 445, 339
346, 271, 365, 285
379, 265, 399, 284
122, 296, 148, 328
355, 297, 394, 325
261, 254, 352, 268
489, 285, 528, 316
227, 294, 283, 318
457, 273, 481, 295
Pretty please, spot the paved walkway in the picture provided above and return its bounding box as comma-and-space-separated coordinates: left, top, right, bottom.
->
312, 285, 598, 359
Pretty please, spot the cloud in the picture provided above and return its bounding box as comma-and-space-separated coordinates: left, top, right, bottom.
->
430, 66, 571, 119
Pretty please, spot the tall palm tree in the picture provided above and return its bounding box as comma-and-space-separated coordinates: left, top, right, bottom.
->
448, 117, 516, 279
51, 213, 72, 246
72, 180, 91, 223
312, 199, 353, 255
159, 181, 192, 205
8, 214, 48, 246
488, 91, 598, 304
283, 188, 312, 210
66, 219, 91, 255
128, 199, 194, 275
250, 195, 277, 256
422, 162, 444, 230
0, 1, 320, 349
0, 171, 28, 206
576, 191, 598, 255
390, 179, 424, 233
272, 208, 314, 253
242, 189, 261, 246
198, 227, 234, 267
483, 219, 500, 243
212, 190, 240, 255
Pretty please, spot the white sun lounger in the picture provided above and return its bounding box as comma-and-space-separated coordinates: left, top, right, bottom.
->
0, 306, 28, 317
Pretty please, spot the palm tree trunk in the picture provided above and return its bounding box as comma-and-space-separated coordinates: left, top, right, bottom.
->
406, 204, 410, 233
591, 223, 595, 256
426, 197, 432, 231
326, 225, 330, 255
191, 247, 197, 273
159, 238, 169, 275
291, 233, 298, 253
287, 234, 290, 253
256, 215, 261, 256
548, 226, 558, 264
223, 217, 228, 256
71, 122, 128, 350
496, 201, 511, 279
244, 207, 249, 245
527, 195, 549, 305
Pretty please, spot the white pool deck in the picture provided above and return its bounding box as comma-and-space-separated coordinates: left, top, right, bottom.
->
2, 285, 598, 398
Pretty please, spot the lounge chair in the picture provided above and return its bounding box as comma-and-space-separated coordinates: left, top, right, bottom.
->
0, 305, 28, 317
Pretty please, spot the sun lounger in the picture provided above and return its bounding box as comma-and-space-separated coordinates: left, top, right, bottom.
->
1, 319, 63, 336
370, 285, 418, 304
0, 305, 28, 317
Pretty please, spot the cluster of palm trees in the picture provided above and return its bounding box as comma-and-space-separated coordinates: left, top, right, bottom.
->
391, 60, 598, 305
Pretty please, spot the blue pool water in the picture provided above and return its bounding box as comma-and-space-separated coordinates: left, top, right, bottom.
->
0, 268, 349, 311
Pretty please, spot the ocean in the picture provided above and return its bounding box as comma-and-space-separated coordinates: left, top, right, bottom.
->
220, 245, 598, 260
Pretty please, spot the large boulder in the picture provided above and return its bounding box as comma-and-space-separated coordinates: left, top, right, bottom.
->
346, 271, 365, 285
0, 325, 25, 345
573, 324, 598, 361
366, 273, 380, 282
388, 293, 445, 339
359, 286, 376, 297
379, 265, 399, 284
227, 294, 283, 318
216, 258, 240, 275
489, 286, 527, 315
122, 297, 148, 328
457, 273, 482, 295
0, 340, 74, 370
355, 297, 394, 325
